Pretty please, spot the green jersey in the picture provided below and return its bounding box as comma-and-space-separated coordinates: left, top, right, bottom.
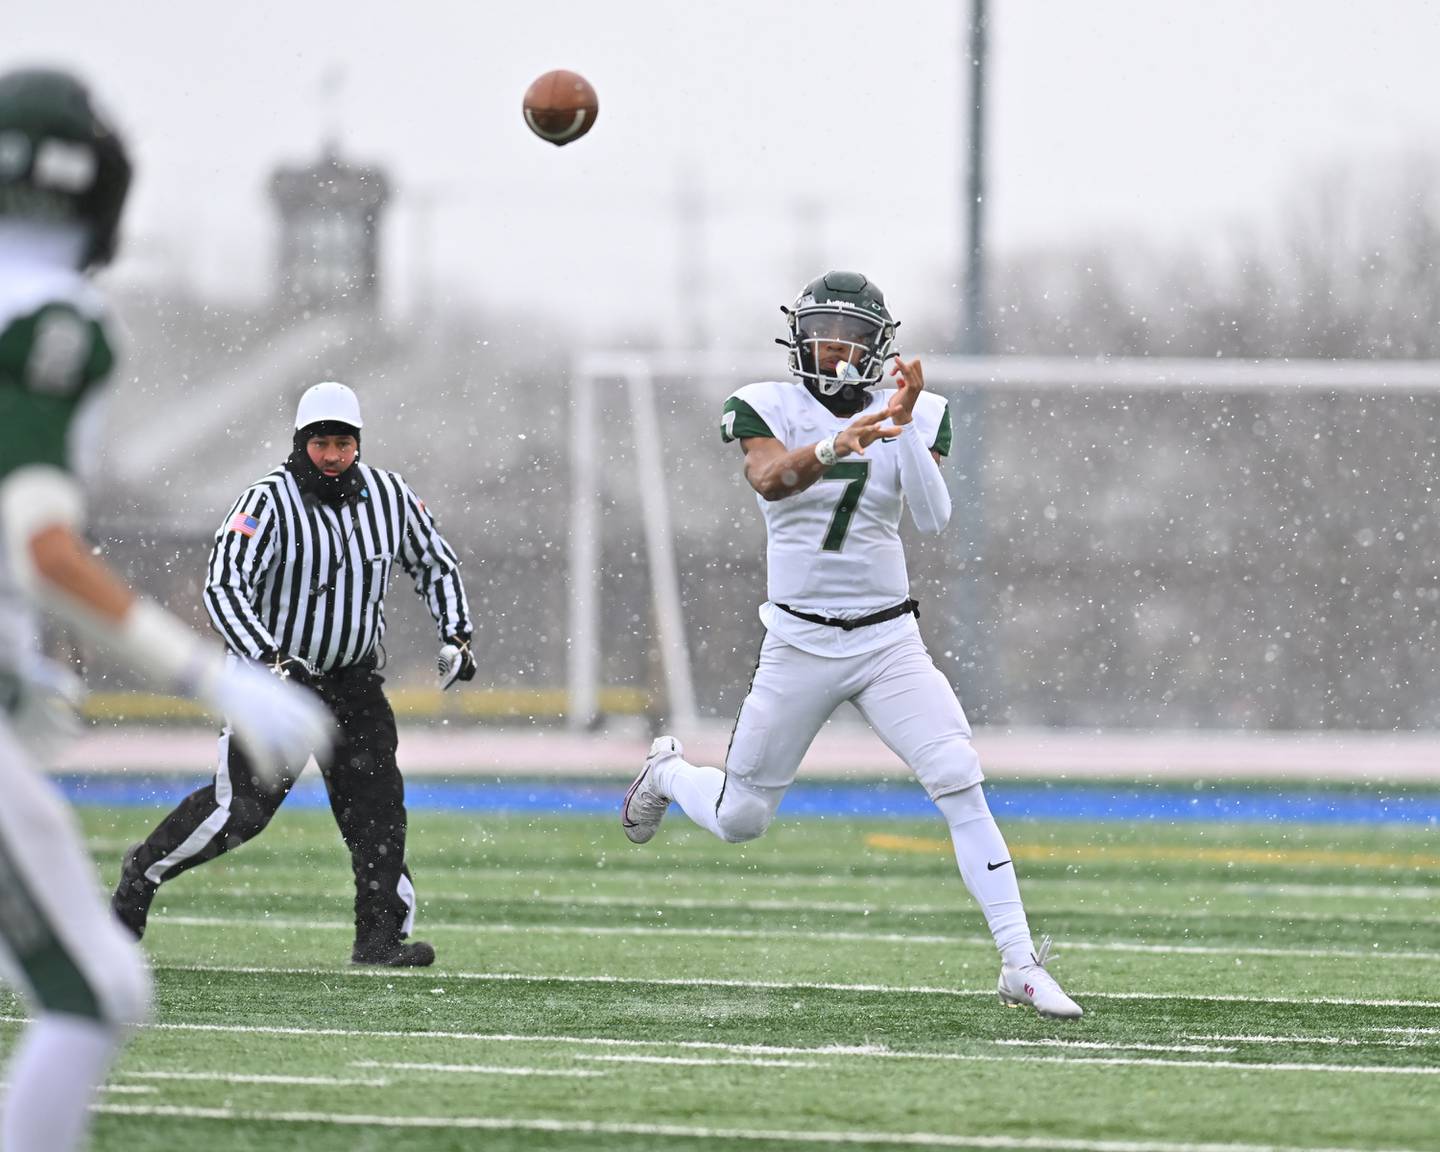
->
0, 262, 113, 481
0, 259, 114, 682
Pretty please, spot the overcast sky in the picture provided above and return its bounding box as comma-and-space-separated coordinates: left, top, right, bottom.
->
8, 1, 1440, 344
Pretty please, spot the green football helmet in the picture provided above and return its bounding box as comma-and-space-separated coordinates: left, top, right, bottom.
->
0, 68, 132, 268
779, 270, 898, 414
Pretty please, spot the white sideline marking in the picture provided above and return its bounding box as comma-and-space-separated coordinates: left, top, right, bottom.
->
199, 885, 1440, 927
152, 914, 1440, 963
149, 964, 1440, 1010
995, 1040, 1237, 1054
1375, 1027, 1440, 1035
87, 1103, 1435, 1152
11, 1014, 1438, 1077
123, 1070, 390, 1087
577, 1054, 829, 1069
352, 1060, 604, 1078
1187, 1034, 1431, 1049
1218, 882, 1438, 902
85, 843, 1439, 903
974, 1056, 1440, 1077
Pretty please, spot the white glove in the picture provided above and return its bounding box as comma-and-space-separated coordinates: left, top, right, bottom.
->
7, 656, 85, 761
208, 660, 334, 785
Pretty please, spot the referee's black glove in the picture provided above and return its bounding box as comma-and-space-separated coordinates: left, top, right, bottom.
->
438, 636, 475, 690
262, 650, 320, 691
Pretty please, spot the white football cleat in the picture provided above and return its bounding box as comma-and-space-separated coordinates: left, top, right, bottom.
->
997, 936, 1083, 1019
621, 736, 681, 844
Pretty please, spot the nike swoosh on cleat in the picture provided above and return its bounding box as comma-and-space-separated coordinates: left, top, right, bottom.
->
986, 859, 1012, 871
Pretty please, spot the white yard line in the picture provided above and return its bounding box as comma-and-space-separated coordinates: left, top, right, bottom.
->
11, 1014, 1439, 1076
575, 1054, 849, 1070
89, 855, 1433, 903
351, 1060, 604, 1078
1216, 882, 1438, 902
87, 1103, 1435, 1152
585, 1048, 1440, 1076
149, 914, 1440, 963
967, 1056, 1440, 1076
121, 1070, 390, 1087
191, 886, 1440, 927
149, 963, 1440, 1009
995, 1040, 1237, 1054
1186, 1035, 1432, 1049
1374, 1027, 1440, 1036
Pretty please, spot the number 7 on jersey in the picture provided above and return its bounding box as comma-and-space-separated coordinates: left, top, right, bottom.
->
818, 461, 869, 552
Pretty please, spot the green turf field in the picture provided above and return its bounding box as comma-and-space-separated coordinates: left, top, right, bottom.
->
4, 802, 1438, 1151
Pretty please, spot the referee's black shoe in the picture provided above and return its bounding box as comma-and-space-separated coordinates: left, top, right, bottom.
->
351, 937, 437, 967
111, 842, 157, 940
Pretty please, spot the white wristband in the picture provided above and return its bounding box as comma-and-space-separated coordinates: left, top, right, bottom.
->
815, 437, 839, 467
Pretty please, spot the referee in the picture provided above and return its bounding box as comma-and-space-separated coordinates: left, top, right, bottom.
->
111, 381, 475, 967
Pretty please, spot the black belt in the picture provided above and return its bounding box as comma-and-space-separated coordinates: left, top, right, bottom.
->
775, 598, 919, 632
318, 653, 378, 681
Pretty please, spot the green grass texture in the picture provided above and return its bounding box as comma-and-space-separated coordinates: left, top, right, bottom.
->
3, 802, 1437, 1152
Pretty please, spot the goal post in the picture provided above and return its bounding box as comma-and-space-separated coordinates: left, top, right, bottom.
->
567, 354, 708, 732
569, 350, 1440, 735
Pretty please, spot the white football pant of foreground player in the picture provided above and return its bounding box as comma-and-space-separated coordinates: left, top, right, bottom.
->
0, 67, 335, 1152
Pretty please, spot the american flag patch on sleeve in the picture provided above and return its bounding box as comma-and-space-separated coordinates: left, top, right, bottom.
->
229, 512, 260, 537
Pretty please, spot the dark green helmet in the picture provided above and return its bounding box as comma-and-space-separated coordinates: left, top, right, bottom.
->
0, 68, 132, 267
778, 271, 898, 414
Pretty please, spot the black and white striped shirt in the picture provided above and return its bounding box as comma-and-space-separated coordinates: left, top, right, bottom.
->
204, 461, 471, 672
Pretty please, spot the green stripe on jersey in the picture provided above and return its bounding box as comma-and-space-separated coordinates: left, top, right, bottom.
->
721, 396, 775, 443
932, 405, 953, 457
0, 303, 112, 475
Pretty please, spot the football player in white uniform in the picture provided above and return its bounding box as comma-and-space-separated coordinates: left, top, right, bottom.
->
0, 69, 334, 1151
622, 271, 1081, 1019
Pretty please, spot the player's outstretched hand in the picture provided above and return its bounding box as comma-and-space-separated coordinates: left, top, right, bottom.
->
212, 661, 335, 785
887, 356, 925, 425
835, 408, 903, 458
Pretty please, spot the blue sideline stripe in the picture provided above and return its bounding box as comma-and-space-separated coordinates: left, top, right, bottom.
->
53, 774, 1440, 825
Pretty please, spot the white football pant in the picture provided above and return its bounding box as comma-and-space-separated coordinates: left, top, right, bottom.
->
715, 628, 982, 839
655, 628, 1036, 964
0, 716, 152, 1152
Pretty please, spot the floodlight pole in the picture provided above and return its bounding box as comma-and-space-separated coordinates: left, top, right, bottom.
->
952, 0, 994, 719
963, 0, 988, 355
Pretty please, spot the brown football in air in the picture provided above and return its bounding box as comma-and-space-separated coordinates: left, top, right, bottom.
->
522, 70, 599, 146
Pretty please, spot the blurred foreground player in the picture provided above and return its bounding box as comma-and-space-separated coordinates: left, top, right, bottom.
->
113, 382, 475, 967
0, 68, 333, 1151
622, 271, 1081, 1018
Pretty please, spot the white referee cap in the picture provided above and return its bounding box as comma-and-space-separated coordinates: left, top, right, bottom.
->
295, 381, 363, 431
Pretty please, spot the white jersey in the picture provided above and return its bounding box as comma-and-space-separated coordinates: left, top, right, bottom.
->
721, 380, 951, 657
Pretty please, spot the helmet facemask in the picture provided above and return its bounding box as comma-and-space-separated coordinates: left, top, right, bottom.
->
790, 307, 893, 393
781, 303, 896, 416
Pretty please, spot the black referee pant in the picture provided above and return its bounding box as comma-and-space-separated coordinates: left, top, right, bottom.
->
126, 660, 415, 952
